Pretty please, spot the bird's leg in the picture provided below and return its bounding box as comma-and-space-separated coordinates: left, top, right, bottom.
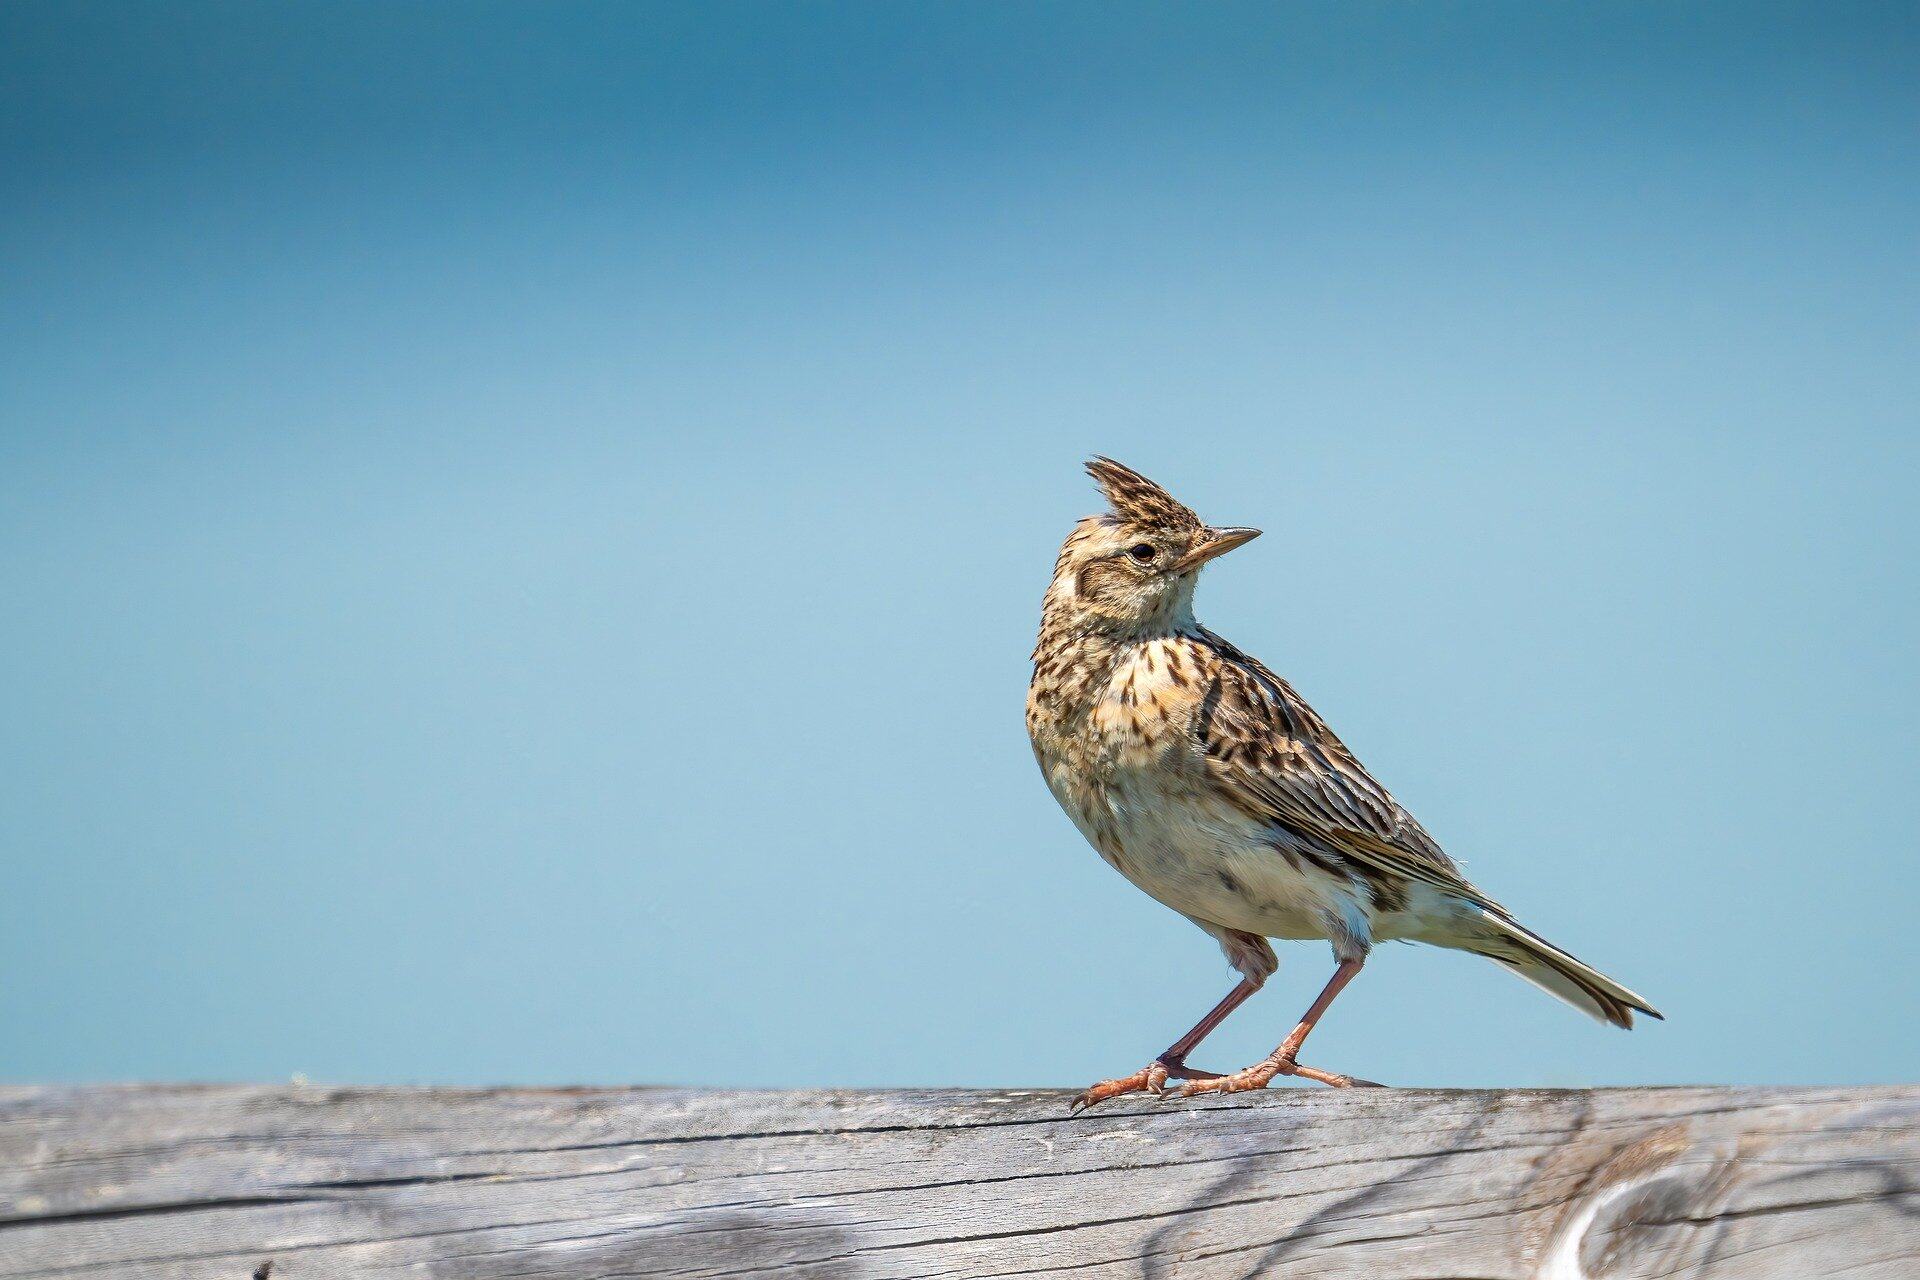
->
1070, 976, 1260, 1113
1177, 957, 1380, 1096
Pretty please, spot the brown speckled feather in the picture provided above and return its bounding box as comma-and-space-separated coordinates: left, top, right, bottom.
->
1185, 627, 1507, 914
1084, 457, 1203, 534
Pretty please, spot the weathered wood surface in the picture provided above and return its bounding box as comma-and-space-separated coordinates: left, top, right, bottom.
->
0, 1085, 1915, 1278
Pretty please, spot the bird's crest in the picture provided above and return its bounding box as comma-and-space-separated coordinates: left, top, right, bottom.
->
1085, 457, 1202, 533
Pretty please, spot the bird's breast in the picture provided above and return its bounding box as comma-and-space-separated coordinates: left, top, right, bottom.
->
1029, 635, 1351, 939
1029, 639, 1214, 860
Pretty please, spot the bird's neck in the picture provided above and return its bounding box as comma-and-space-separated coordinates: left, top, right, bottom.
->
1031, 591, 1201, 720
1036, 572, 1198, 647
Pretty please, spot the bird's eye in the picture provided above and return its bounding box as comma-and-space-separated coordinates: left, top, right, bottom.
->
1128, 543, 1157, 563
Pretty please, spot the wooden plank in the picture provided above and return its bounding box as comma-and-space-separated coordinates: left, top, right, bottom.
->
0, 1085, 1915, 1278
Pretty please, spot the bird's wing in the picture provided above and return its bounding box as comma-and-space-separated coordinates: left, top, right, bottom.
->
1190, 629, 1505, 912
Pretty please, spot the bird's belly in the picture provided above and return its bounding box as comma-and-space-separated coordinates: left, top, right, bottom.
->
1052, 769, 1342, 941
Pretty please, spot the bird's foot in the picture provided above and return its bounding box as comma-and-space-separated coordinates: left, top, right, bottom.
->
1173, 1053, 1383, 1097
1070, 1056, 1221, 1113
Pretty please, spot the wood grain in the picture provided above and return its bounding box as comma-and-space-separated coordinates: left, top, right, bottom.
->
1, 1085, 1915, 1278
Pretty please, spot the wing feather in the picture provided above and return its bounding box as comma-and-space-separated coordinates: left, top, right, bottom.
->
1190, 628, 1504, 913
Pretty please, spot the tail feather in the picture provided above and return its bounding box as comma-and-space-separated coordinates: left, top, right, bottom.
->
1467, 910, 1662, 1029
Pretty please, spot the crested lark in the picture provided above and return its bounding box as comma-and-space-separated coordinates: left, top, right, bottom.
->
1028, 458, 1660, 1110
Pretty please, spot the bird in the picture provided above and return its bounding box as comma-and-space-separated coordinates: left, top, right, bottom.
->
1027, 458, 1660, 1110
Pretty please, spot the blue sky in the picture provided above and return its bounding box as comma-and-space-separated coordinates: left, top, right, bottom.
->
3, 3, 1915, 1089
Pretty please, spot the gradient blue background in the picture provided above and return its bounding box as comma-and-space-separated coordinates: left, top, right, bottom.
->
3, 3, 1915, 1089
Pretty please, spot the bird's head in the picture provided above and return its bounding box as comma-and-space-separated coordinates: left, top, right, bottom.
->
1042, 457, 1260, 635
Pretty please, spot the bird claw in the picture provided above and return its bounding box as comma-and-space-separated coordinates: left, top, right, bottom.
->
1069, 1060, 1174, 1113
1171, 1055, 1381, 1097
1068, 1052, 1238, 1112
1176, 1058, 1287, 1098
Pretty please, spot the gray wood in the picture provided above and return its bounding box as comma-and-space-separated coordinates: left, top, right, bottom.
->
0, 1085, 1915, 1278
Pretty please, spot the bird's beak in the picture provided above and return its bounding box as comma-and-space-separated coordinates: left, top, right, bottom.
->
1170, 526, 1261, 573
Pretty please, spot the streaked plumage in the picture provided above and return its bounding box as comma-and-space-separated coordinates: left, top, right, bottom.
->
1028, 458, 1659, 1108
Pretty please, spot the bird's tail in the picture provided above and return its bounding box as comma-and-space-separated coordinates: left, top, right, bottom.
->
1463, 909, 1662, 1029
